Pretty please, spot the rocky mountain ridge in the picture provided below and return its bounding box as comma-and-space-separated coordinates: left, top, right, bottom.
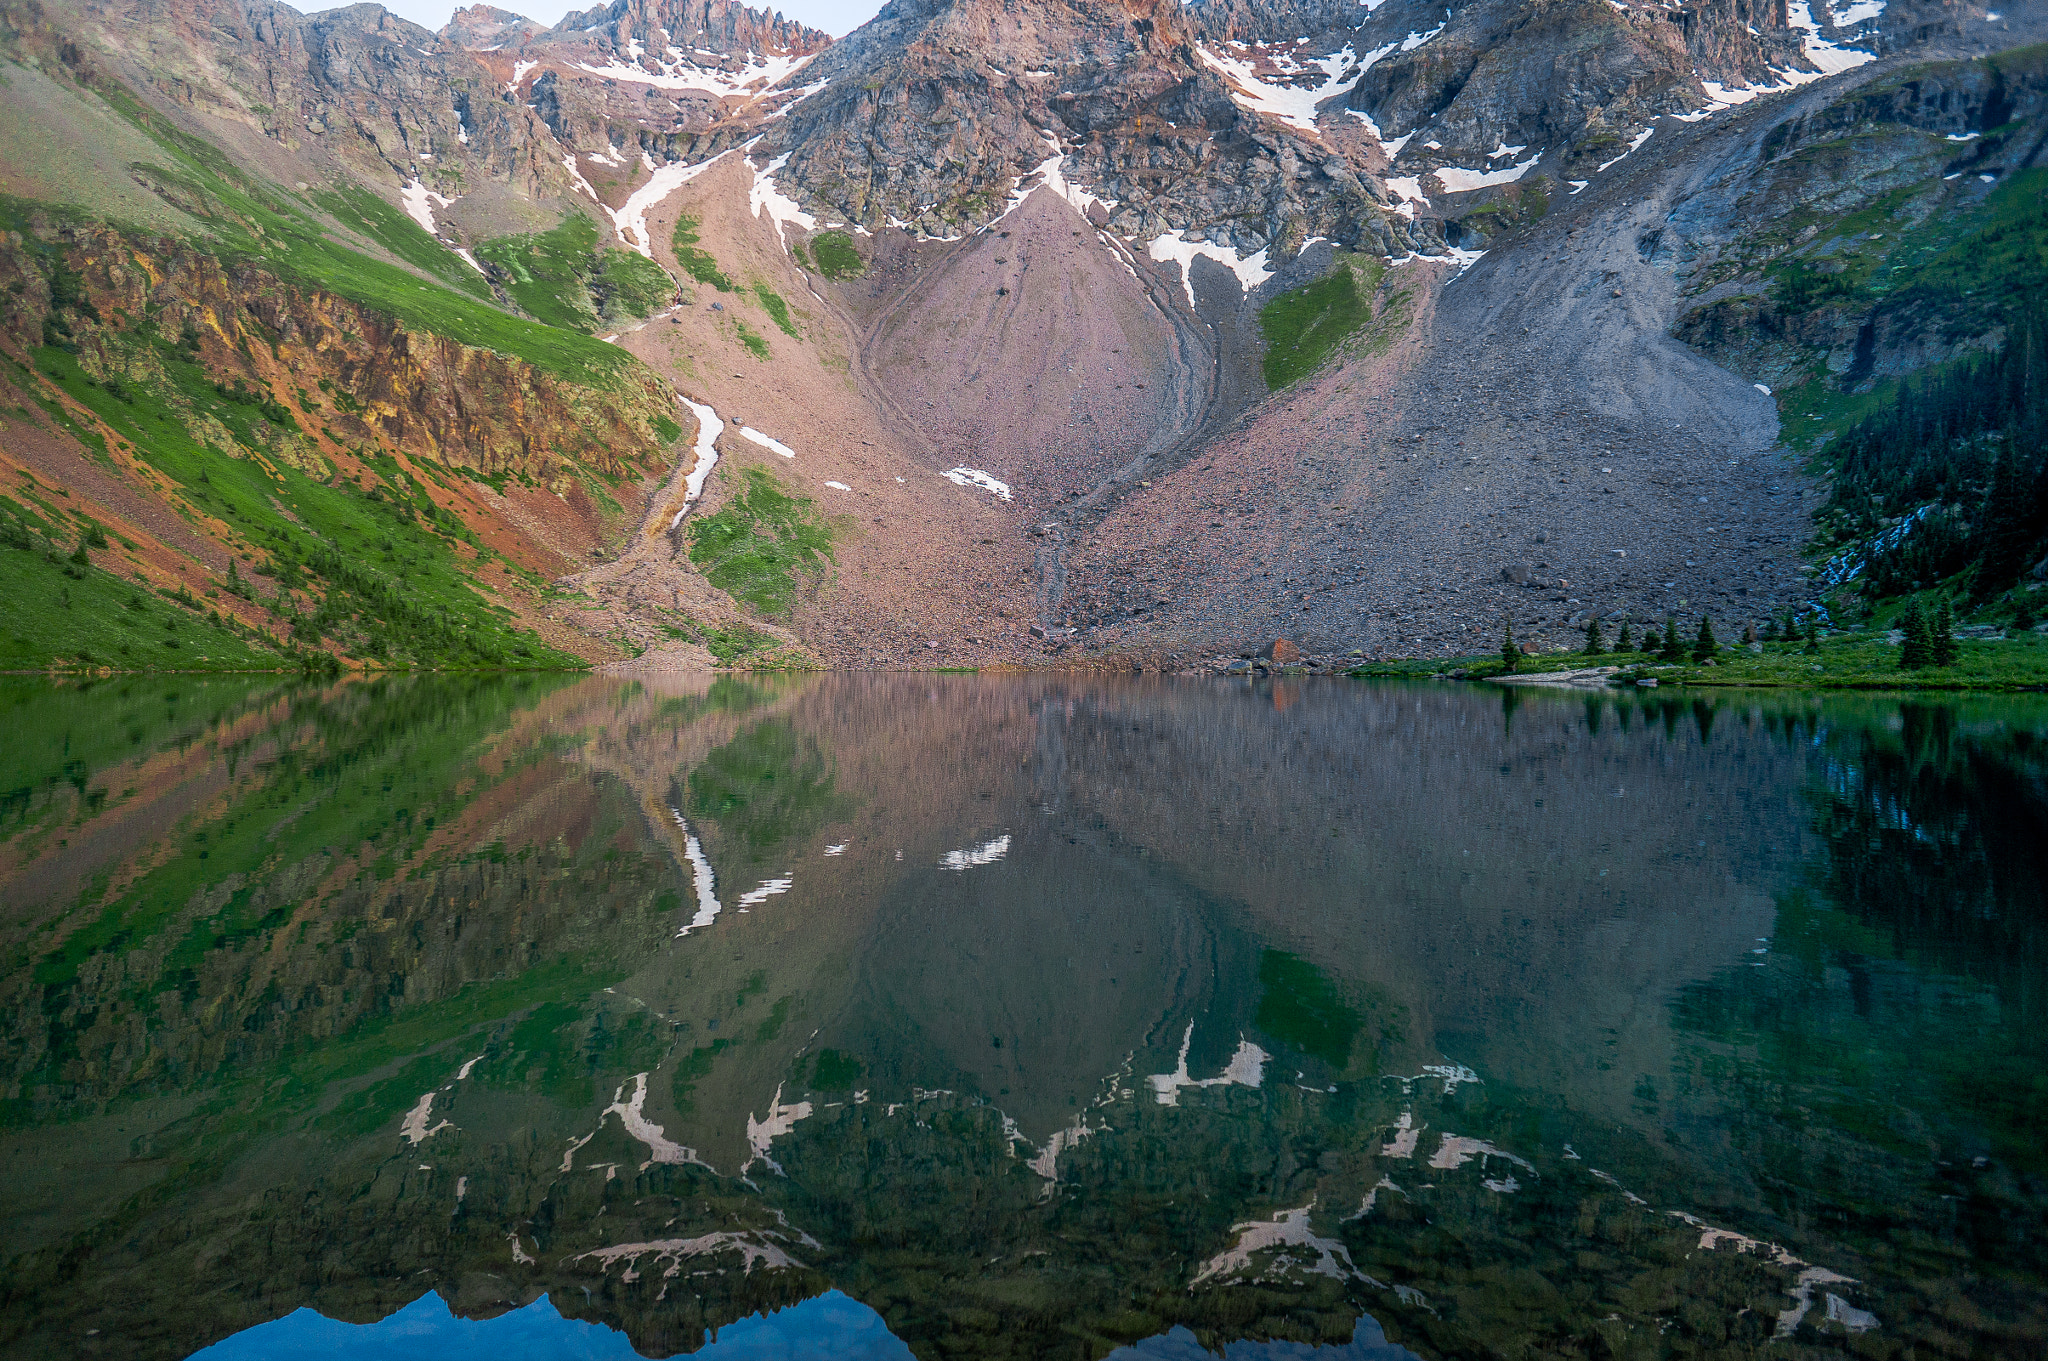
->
0, 0, 2040, 673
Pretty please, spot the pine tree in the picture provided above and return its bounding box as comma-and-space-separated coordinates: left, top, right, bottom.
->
1931, 596, 1960, 666
1898, 599, 1928, 669
1692, 615, 1719, 662
1804, 614, 1821, 653
1500, 619, 1519, 673
1660, 617, 1685, 662
1616, 619, 1634, 651
1583, 616, 1605, 655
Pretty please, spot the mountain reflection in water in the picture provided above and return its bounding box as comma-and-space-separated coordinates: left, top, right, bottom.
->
0, 675, 2042, 1360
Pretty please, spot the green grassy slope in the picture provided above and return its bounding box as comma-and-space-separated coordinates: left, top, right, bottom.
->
14, 342, 579, 670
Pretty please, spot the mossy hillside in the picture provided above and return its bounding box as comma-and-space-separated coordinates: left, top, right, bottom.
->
1256, 254, 1410, 389
671, 214, 736, 292
0, 492, 285, 671
18, 344, 580, 670
310, 183, 492, 303
477, 214, 674, 331
807, 231, 866, 280
686, 465, 835, 621
752, 282, 798, 338
11, 71, 635, 389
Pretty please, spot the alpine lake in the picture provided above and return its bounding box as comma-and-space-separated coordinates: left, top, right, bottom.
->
1, 673, 2043, 1361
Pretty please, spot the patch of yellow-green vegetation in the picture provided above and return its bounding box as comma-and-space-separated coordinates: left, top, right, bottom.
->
752, 282, 798, 337
31, 76, 630, 387
310, 183, 491, 302
1613, 628, 2048, 691
14, 342, 581, 670
734, 318, 771, 358
1359, 623, 2048, 692
0, 491, 286, 672
808, 230, 866, 280
1256, 253, 1407, 389
475, 214, 674, 331
671, 213, 735, 292
686, 465, 834, 621
593, 247, 675, 321
1752, 160, 2048, 452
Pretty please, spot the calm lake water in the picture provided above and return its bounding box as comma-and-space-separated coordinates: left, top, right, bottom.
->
1, 674, 2043, 1360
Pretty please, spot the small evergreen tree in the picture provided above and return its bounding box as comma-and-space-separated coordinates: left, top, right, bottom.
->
1897, 599, 1929, 669
1500, 619, 1519, 673
2018, 592, 2038, 631
1803, 614, 1821, 653
1931, 596, 1960, 666
1660, 617, 1686, 662
1616, 619, 1634, 651
1692, 615, 1718, 663
1583, 617, 1605, 655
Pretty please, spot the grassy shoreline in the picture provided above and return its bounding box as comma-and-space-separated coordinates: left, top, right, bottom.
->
1347, 628, 2048, 692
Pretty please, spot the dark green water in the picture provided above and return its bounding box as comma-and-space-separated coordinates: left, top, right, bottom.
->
1, 674, 2043, 1360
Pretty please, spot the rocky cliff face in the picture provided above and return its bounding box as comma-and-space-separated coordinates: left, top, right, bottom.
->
1670, 44, 2048, 393
762, 0, 1419, 256
0, 223, 674, 481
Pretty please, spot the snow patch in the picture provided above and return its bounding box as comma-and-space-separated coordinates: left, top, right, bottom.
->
606, 1071, 714, 1171
672, 397, 723, 526
1432, 151, 1541, 193
746, 151, 816, 252
739, 426, 797, 459
744, 1082, 814, 1175
400, 177, 454, 236
506, 59, 537, 91
1023, 1117, 1094, 1187
1147, 231, 1274, 308
1596, 129, 1653, 173
737, 876, 793, 908
1195, 41, 1373, 133
942, 467, 1013, 501
940, 834, 1011, 869
1785, 1, 1878, 78
571, 50, 814, 98
610, 150, 731, 256
1147, 1021, 1269, 1105
569, 1231, 802, 1280
1348, 1176, 1404, 1219
1193, 1202, 1372, 1286
1428, 1134, 1535, 1173
668, 804, 723, 934
561, 155, 602, 204
400, 1091, 452, 1144
1381, 1110, 1421, 1158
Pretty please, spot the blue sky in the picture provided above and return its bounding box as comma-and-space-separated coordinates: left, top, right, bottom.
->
295, 0, 885, 38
